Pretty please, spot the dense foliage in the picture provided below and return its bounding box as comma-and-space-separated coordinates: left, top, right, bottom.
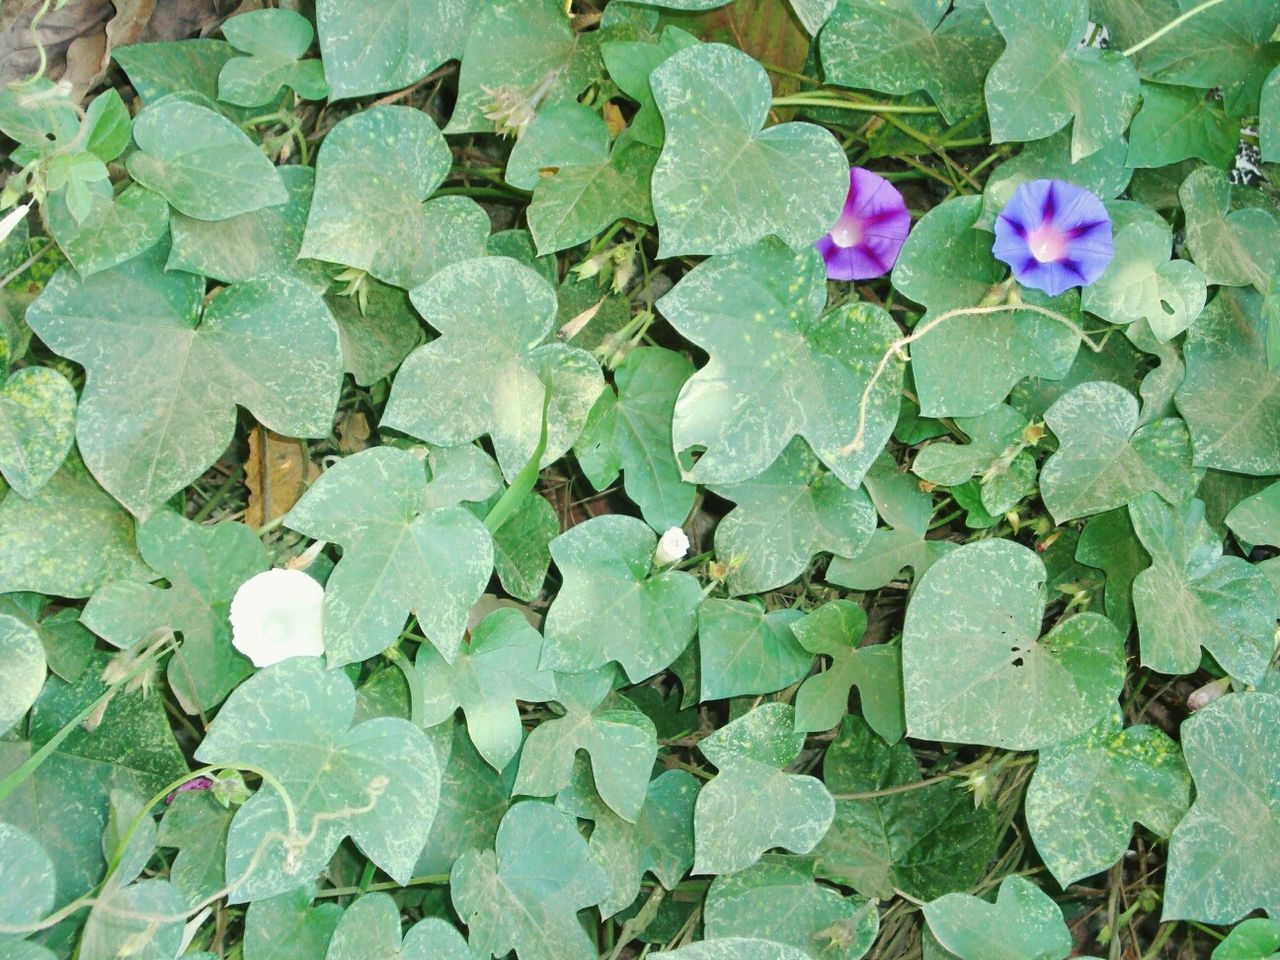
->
2, 0, 1280, 958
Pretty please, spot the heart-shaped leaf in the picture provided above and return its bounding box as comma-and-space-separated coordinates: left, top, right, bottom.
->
0, 364, 76, 498
1127, 82, 1241, 168
923, 875, 1072, 960
218, 9, 328, 107
327, 893, 471, 960
650, 43, 847, 256
1179, 166, 1280, 290
697, 599, 809, 701
903, 538, 1126, 749
45, 182, 170, 279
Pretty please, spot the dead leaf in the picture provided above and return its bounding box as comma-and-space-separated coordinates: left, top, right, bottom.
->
245, 425, 319, 528
602, 100, 626, 137
335, 409, 371, 454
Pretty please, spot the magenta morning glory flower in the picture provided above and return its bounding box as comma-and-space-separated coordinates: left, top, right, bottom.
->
993, 179, 1114, 298
816, 167, 911, 281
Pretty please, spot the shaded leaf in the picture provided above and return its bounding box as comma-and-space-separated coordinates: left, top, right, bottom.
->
923, 875, 1072, 960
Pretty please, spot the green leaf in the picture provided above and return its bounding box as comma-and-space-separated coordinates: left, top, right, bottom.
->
448, 0, 603, 134
697, 599, 810, 701
650, 43, 847, 256
1212, 918, 1280, 960
168, 165, 326, 289
328, 278, 425, 387
82, 510, 269, 714
417, 607, 558, 771
1039, 381, 1197, 523
826, 455, 957, 591
1179, 166, 1280, 290
903, 538, 1127, 749
112, 39, 256, 121
1164, 693, 1280, 924
195, 657, 442, 900
1075, 508, 1148, 635
530, 136, 659, 255
1081, 202, 1206, 341
911, 404, 1037, 514
891, 196, 1082, 416
0, 593, 94, 683
0, 453, 154, 598
283, 446, 494, 666
79, 876, 186, 960
384, 257, 603, 481
157, 791, 233, 908
126, 97, 287, 220
792, 601, 904, 742
0, 822, 55, 931
300, 106, 489, 290
1026, 705, 1191, 887
1177, 289, 1280, 474
709, 437, 876, 596
242, 885, 342, 960
541, 514, 702, 681
46, 182, 170, 279
574, 346, 697, 531
506, 102, 611, 191
820, 0, 1002, 123
327, 893, 472, 960
1127, 83, 1241, 168
705, 855, 878, 960
317, 0, 477, 100
813, 717, 997, 901
923, 875, 1072, 960
658, 238, 902, 489
657, 942, 813, 960
1129, 493, 1277, 683
601, 28, 701, 147
0, 364, 76, 498
1264, 66, 1280, 164
514, 667, 659, 822
26, 246, 342, 517
694, 703, 835, 875
218, 9, 328, 107
984, 0, 1138, 161
0, 78, 79, 148
1226, 480, 1280, 547
556, 761, 698, 917
450, 800, 609, 960
477, 488, 559, 602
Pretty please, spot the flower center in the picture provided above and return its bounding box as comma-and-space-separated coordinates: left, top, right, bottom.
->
1027, 223, 1068, 263
829, 215, 864, 249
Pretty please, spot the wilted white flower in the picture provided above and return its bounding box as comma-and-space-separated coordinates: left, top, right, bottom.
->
229, 568, 324, 667
654, 527, 690, 566
0, 203, 30, 246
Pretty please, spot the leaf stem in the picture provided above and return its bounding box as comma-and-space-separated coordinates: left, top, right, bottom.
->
313, 874, 450, 899
769, 94, 939, 115
1122, 0, 1229, 57
483, 386, 551, 534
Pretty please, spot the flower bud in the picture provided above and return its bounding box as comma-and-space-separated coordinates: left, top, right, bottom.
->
654, 527, 690, 566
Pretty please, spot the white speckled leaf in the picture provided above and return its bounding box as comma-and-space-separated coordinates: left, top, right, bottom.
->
1129, 493, 1278, 683
1179, 159, 1280, 291
574, 346, 697, 532
912, 404, 1027, 488
0, 364, 76, 499
694, 704, 834, 876
650, 43, 847, 257
711, 437, 876, 596
792, 600, 904, 742
506, 102, 611, 191
1040, 381, 1197, 523
0, 822, 56, 930
659, 238, 902, 489
903, 539, 1126, 749
657, 941, 813, 960
218, 10, 328, 107
541, 514, 702, 682
125, 98, 287, 220
697, 599, 810, 701
1026, 705, 1191, 887
891, 196, 1082, 417
284, 446, 494, 667
300, 107, 489, 289
447, 0, 602, 135
820, 0, 1002, 123
1164, 693, 1280, 924
46, 182, 170, 279
0, 612, 44, 737
417, 607, 558, 771
557, 762, 698, 918
1226, 480, 1280, 547
514, 667, 658, 822
25, 244, 343, 517
1176, 288, 1280, 475
601, 27, 701, 148
450, 801, 609, 960
705, 855, 878, 960
327, 893, 472, 960
984, 0, 1138, 161
241, 885, 342, 960
384, 257, 604, 481
195, 657, 441, 901
317, 0, 477, 101
924, 875, 1072, 960
79, 877, 185, 960
82, 510, 269, 714
0, 453, 154, 598
813, 717, 997, 901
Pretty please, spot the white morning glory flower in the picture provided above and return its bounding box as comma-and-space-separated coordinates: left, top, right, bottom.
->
229, 568, 325, 667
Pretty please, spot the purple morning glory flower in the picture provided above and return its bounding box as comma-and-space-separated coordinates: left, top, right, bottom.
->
816, 167, 911, 281
993, 179, 1114, 298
